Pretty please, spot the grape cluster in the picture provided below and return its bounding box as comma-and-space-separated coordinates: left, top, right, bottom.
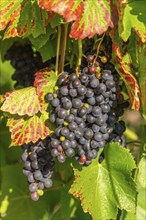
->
21, 138, 54, 201
4, 42, 47, 88
46, 56, 128, 165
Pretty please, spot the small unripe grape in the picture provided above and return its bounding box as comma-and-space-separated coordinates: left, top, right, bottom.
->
101, 56, 108, 63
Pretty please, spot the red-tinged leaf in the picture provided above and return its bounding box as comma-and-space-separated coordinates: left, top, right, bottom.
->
38, 0, 113, 39
1, 87, 42, 116
113, 42, 140, 110
137, 41, 146, 119
38, 0, 82, 22
0, 0, 23, 38
34, 68, 58, 110
70, 0, 113, 39
7, 112, 52, 146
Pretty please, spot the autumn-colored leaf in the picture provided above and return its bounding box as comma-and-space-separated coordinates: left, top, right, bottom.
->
38, 0, 113, 39
0, 0, 53, 39
0, 0, 23, 38
113, 42, 140, 110
34, 68, 58, 111
7, 112, 52, 146
137, 41, 146, 119
1, 87, 42, 116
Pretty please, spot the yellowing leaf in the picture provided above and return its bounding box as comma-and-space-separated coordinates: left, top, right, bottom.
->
7, 112, 52, 146
38, 0, 113, 39
1, 87, 42, 116
70, 143, 136, 220
0, 0, 23, 38
113, 41, 140, 110
34, 68, 57, 110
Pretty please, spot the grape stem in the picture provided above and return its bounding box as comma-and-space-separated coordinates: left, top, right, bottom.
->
76, 39, 82, 75
97, 148, 104, 162
55, 26, 61, 75
59, 23, 68, 73
94, 33, 105, 64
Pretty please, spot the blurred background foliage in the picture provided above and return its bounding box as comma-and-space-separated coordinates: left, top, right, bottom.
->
0, 56, 146, 220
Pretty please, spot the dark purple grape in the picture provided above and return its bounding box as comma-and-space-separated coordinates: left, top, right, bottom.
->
59, 86, 69, 96
51, 98, 60, 107
34, 170, 43, 180
87, 97, 96, 105
57, 154, 66, 163
94, 132, 103, 141
69, 89, 77, 97
73, 79, 81, 88
44, 179, 53, 188
46, 93, 53, 101
62, 140, 71, 149
57, 109, 67, 119
65, 148, 75, 157
90, 78, 99, 88
72, 98, 82, 109
70, 73, 78, 81
65, 114, 75, 122
77, 85, 87, 95
61, 127, 69, 137
84, 129, 93, 140
92, 106, 101, 116
78, 107, 87, 117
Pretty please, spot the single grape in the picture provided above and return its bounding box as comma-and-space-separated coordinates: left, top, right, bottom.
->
68, 121, 78, 131
30, 192, 39, 201
44, 179, 53, 188
29, 152, 37, 161
70, 73, 78, 81
87, 55, 94, 63
34, 170, 43, 181
86, 88, 94, 97
51, 149, 59, 157
91, 140, 98, 149
59, 86, 69, 96
80, 74, 88, 83
51, 98, 60, 107
51, 139, 60, 147
57, 154, 66, 163
90, 78, 99, 88
72, 98, 82, 109
92, 106, 101, 116
69, 88, 77, 97
21, 152, 28, 161
46, 93, 53, 101
73, 79, 81, 88
31, 160, 39, 169
29, 183, 38, 193
28, 173, 35, 183
77, 85, 87, 95
62, 140, 71, 149
78, 107, 87, 117
57, 109, 67, 119
65, 148, 75, 157
94, 132, 103, 141
87, 115, 96, 123
84, 128, 93, 140
74, 128, 83, 139
61, 127, 69, 137
87, 97, 96, 105
24, 161, 31, 170
65, 114, 75, 122
92, 124, 100, 132
89, 66, 95, 74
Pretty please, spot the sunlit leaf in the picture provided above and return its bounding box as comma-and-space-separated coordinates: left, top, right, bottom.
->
7, 111, 52, 146
38, 0, 113, 39
0, 0, 52, 39
0, 0, 23, 38
34, 68, 58, 111
70, 143, 136, 220
137, 41, 146, 119
1, 87, 42, 116
120, 0, 146, 43
112, 41, 140, 110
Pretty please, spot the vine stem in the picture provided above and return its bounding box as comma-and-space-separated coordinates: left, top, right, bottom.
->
55, 26, 61, 75
76, 39, 82, 75
93, 33, 105, 63
59, 23, 68, 73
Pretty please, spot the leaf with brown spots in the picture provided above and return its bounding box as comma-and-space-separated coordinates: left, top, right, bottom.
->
1, 87, 42, 116
34, 68, 57, 111
7, 111, 52, 146
38, 0, 113, 39
70, 143, 136, 220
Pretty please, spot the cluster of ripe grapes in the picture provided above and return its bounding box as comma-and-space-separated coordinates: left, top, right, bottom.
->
4, 42, 48, 88
46, 55, 128, 165
21, 138, 54, 201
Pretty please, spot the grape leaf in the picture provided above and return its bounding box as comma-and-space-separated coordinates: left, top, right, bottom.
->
0, 0, 52, 39
119, 0, 146, 43
0, 0, 23, 38
70, 143, 136, 220
34, 68, 58, 110
137, 41, 146, 119
112, 41, 140, 110
7, 111, 52, 146
29, 25, 56, 50
1, 87, 43, 116
38, 0, 113, 39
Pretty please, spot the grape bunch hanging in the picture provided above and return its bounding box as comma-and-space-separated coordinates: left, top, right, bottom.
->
46, 55, 128, 165
4, 42, 49, 88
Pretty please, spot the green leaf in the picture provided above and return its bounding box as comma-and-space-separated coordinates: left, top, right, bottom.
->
1, 87, 43, 116
29, 25, 56, 50
7, 111, 52, 146
38, 38, 57, 62
136, 155, 146, 188
38, 0, 113, 39
70, 143, 136, 220
119, 0, 146, 43
34, 68, 58, 111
